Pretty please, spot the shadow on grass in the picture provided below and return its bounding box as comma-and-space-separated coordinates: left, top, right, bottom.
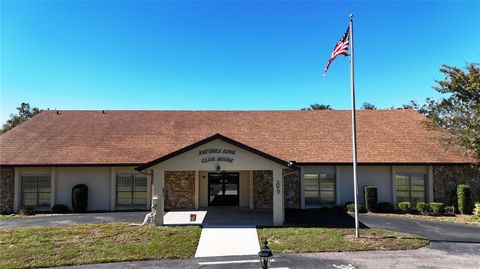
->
284, 208, 369, 229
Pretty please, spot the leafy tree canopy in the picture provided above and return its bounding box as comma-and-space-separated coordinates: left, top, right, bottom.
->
404, 63, 479, 162
1, 102, 42, 134
361, 102, 377, 110
301, 103, 333, 110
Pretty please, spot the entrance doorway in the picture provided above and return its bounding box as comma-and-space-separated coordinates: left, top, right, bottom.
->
208, 172, 239, 206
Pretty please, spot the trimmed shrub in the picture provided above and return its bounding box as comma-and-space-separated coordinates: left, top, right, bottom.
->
430, 202, 444, 216
363, 185, 378, 212
474, 202, 480, 216
444, 206, 456, 216
72, 184, 88, 213
51, 204, 70, 214
345, 203, 365, 213
398, 202, 411, 213
346, 203, 355, 212
416, 202, 429, 215
19, 206, 35, 216
457, 184, 472, 214
377, 202, 395, 213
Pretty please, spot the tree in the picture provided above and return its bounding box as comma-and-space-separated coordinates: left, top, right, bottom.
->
406, 63, 480, 162
1, 103, 42, 134
301, 103, 333, 110
430, 63, 480, 162
361, 102, 377, 110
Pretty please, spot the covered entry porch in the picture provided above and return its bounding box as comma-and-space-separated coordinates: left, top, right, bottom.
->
164, 207, 273, 226
136, 134, 294, 226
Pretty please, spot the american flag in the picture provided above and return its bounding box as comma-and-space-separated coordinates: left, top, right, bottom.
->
323, 26, 350, 76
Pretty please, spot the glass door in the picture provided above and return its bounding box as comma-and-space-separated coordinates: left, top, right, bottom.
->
208, 172, 239, 206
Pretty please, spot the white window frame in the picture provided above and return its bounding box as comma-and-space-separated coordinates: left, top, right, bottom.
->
20, 174, 51, 208
395, 172, 427, 206
116, 173, 148, 208
303, 173, 336, 208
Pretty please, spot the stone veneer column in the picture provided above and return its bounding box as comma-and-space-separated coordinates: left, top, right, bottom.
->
0, 166, 15, 214
283, 168, 301, 209
164, 171, 195, 209
253, 170, 273, 208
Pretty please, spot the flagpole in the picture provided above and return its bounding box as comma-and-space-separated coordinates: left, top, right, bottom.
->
349, 14, 360, 238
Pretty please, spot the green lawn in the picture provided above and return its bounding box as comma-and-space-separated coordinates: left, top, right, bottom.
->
0, 215, 18, 220
257, 227, 428, 253
0, 223, 201, 269
369, 213, 480, 226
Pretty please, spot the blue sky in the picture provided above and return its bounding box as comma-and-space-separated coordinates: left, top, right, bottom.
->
1, 1, 479, 123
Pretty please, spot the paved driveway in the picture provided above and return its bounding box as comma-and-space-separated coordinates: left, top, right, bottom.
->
286, 209, 480, 243
357, 213, 480, 243
0, 211, 147, 229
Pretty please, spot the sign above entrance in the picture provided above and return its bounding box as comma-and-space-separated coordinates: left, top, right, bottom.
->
199, 148, 236, 163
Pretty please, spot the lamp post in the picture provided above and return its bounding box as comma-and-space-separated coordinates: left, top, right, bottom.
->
258, 238, 273, 269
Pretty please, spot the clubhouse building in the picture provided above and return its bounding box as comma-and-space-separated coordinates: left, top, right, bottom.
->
0, 110, 473, 225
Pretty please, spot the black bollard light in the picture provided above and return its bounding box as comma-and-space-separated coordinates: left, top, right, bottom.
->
258, 238, 273, 269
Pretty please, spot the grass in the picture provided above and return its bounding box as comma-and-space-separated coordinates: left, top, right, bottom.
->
0, 215, 17, 220
370, 213, 480, 226
0, 223, 201, 269
257, 227, 428, 253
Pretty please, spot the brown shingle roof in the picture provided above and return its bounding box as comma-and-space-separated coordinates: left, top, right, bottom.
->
0, 110, 473, 166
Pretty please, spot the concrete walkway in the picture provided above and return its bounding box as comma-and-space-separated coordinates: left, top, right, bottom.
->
194, 226, 260, 257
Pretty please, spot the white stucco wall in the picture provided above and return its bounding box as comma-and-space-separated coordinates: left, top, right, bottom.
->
56, 167, 111, 211
15, 166, 149, 212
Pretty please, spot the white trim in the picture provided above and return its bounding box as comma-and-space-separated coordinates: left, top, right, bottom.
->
194, 170, 200, 209
391, 166, 397, 208
272, 168, 284, 226
153, 169, 165, 225
147, 170, 152, 210
110, 167, 116, 211
14, 167, 20, 212
428, 166, 434, 202
300, 166, 305, 209
335, 166, 341, 205
50, 167, 56, 208
249, 170, 254, 209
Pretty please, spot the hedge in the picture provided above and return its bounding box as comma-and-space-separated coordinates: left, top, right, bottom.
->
429, 202, 444, 216
398, 202, 411, 213
72, 184, 88, 213
457, 184, 472, 214
377, 202, 394, 213
416, 202, 429, 215
363, 185, 378, 212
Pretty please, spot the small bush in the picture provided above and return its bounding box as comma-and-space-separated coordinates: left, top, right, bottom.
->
51, 204, 70, 214
398, 202, 411, 213
19, 206, 35, 215
363, 185, 378, 212
72, 184, 88, 213
345, 203, 365, 213
474, 202, 480, 216
377, 202, 395, 213
346, 203, 355, 212
444, 206, 456, 216
457, 184, 472, 214
430, 202, 444, 216
416, 202, 429, 215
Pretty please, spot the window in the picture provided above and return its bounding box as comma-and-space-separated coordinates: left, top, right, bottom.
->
116, 174, 148, 206
396, 173, 426, 205
21, 175, 51, 207
304, 173, 336, 208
